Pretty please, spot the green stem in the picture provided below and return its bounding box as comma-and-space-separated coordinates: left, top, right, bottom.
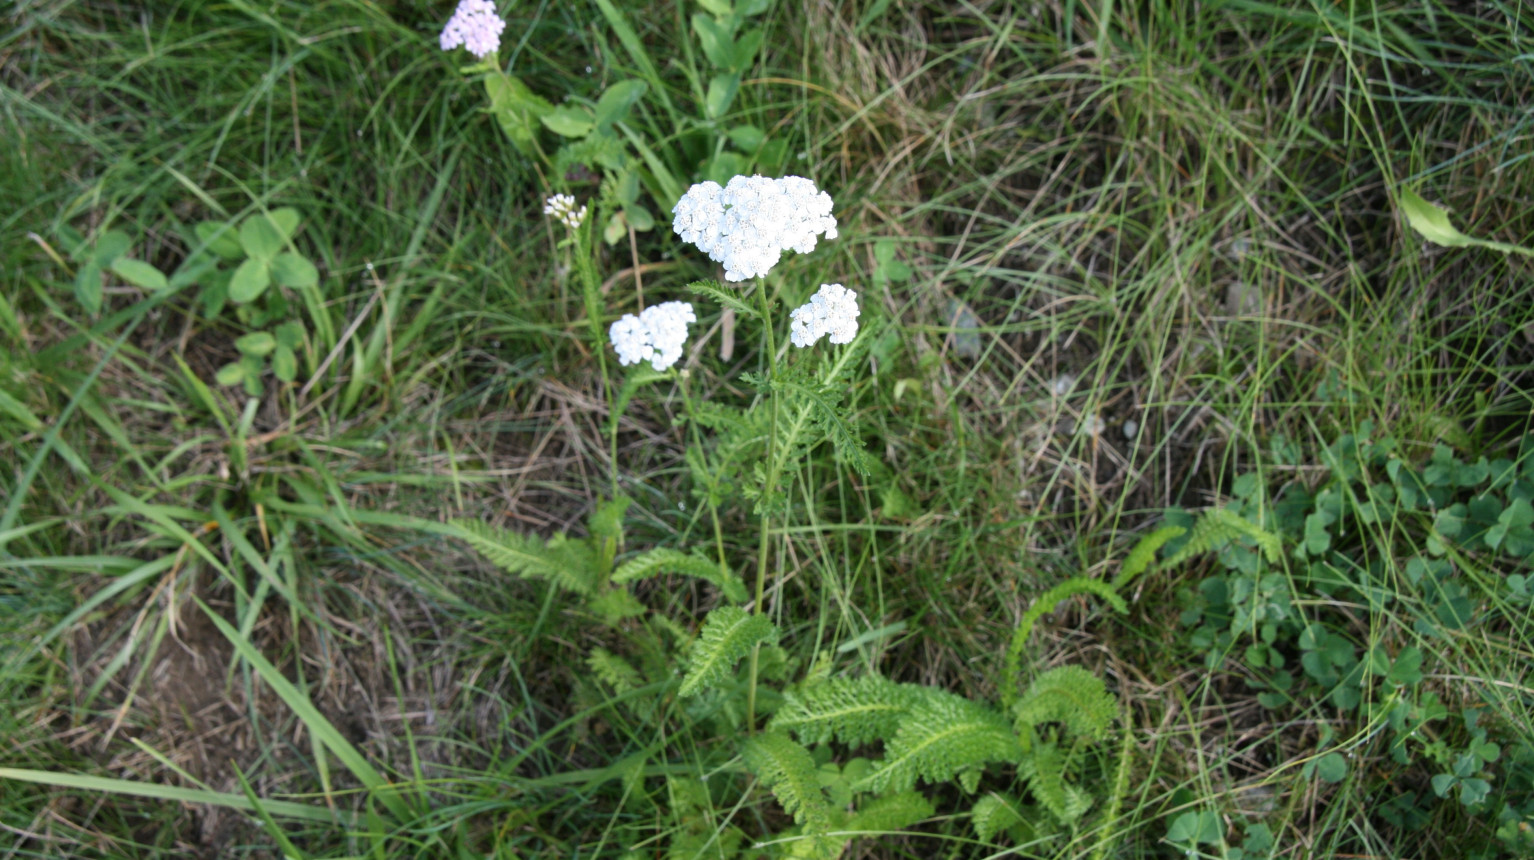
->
746, 277, 781, 733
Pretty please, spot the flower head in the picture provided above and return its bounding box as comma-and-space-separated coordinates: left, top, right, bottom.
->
671, 175, 837, 282
789, 283, 859, 348
608, 301, 696, 371
544, 194, 587, 230
440, 0, 505, 59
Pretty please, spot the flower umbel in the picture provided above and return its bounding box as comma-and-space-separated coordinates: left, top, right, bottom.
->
671, 175, 838, 282
544, 194, 588, 230
440, 0, 505, 58
789, 283, 859, 348
609, 301, 697, 371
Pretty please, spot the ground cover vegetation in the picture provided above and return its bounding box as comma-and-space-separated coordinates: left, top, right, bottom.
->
2, 0, 1532, 857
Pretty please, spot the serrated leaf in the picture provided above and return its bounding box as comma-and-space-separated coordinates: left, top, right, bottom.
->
542, 105, 594, 138
236, 332, 277, 356
239, 216, 283, 260
1399, 188, 1534, 257
228, 257, 271, 304
110, 258, 168, 291
271, 252, 318, 288
679, 606, 779, 698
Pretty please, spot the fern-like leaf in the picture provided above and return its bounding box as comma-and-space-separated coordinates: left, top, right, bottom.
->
678, 607, 779, 698
770, 674, 924, 748
857, 689, 1021, 794
687, 279, 759, 319
1022, 741, 1093, 824
1002, 577, 1127, 706
1112, 525, 1187, 590
971, 792, 1027, 843
612, 548, 747, 603
742, 731, 833, 834
775, 377, 873, 476
844, 791, 934, 835
1012, 665, 1119, 743
450, 519, 599, 595
587, 647, 643, 694
1164, 506, 1281, 568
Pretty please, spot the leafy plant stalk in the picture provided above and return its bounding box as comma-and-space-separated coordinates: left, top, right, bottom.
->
747, 276, 781, 732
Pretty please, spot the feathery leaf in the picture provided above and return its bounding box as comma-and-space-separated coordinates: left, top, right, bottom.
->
742, 732, 833, 834
1012, 665, 1119, 743
858, 689, 1020, 794
679, 607, 779, 698
612, 548, 747, 603
1112, 525, 1187, 590
771, 674, 924, 748
450, 519, 599, 595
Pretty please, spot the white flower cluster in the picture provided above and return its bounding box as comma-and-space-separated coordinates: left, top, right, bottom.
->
439, 0, 505, 59
608, 302, 696, 371
671, 175, 838, 282
789, 283, 859, 348
543, 194, 587, 230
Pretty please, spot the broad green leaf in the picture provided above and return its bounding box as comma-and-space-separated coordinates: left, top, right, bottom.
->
727, 124, 765, 151
705, 72, 739, 119
1399, 188, 1534, 257
484, 74, 554, 154
267, 208, 300, 240
110, 258, 168, 291
692, 13, 733, 69
593, 79, 647, 131
624, 204, 654, 232
194, 220, 245, 260
1315, 752, 1347, 783
239, 216, 283, 260
1167, 811, 1221, 844
696, 0, 732, 14
236, 332, 277, 357
92, 230, 132, 266
74, 260, 103, 314
272, 345, 297, 382
228, 258, 271, 303
541, 105, 594, 138
271, 252, 318, 288
603, 211, 627, 246
731, 27, 763, 70
215, 362, 246, 386
274, 321, 305, 349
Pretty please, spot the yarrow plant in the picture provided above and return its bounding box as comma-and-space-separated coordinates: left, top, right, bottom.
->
671, 175, 838, 281
543, 194, 588, 230
439, 0, 505, 59
608, 301, 696, 371
789, 283, 859, 347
